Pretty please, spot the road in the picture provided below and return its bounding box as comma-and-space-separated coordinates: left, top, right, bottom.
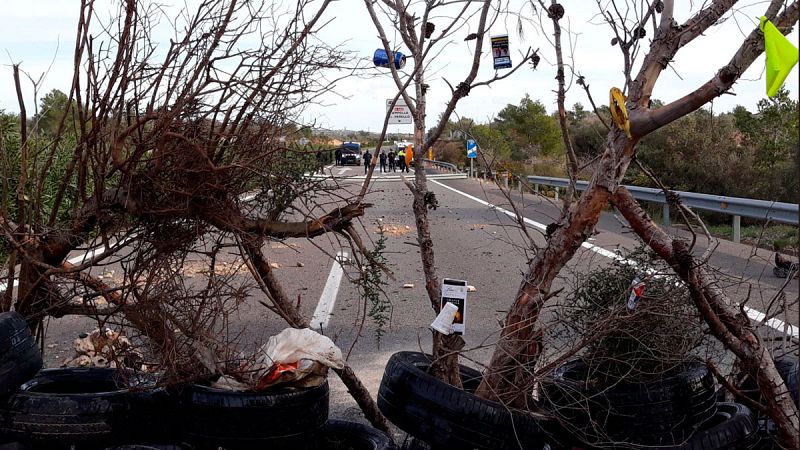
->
38, 163, 798, 425
301, 164, 795, 419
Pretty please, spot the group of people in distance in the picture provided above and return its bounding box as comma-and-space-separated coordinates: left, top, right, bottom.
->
363, 148, 411, 174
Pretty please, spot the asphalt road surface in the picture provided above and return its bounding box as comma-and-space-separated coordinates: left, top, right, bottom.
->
38, 163, 798, 426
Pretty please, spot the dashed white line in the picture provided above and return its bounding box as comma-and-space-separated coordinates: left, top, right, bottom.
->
430, 179, 798, 338
311, 251, 348, 330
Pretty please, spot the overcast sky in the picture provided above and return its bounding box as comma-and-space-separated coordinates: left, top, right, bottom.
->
1, 1, 797, 133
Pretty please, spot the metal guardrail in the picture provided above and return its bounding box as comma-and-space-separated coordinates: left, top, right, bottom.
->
527, 176, 799, 243
421, 159, 460, 173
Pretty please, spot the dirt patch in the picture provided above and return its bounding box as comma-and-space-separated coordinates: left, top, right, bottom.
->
182, 259, 249, 278
377, 224, 413, 236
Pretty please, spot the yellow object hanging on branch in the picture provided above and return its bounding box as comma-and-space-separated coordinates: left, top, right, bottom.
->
759, 16, 799, 98
609, 87, 632, 138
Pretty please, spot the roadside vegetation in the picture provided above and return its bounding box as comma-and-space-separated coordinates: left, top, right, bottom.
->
432, 87, 798, 205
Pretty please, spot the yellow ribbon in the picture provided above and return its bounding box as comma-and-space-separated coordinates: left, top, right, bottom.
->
609, 87, 632, 138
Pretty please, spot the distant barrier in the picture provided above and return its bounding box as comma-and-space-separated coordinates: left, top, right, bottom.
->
527, 176, 799, 243
420, 159, 460, 173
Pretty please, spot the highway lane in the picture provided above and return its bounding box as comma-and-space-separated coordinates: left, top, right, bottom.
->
432, 176, 799, 329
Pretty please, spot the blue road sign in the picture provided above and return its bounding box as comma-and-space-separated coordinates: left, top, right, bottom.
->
467, 139, 477, 158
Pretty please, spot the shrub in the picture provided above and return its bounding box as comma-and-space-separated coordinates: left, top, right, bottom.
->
560, 248, 706, 381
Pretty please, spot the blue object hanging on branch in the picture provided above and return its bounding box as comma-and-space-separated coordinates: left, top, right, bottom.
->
373, 49, 407, 70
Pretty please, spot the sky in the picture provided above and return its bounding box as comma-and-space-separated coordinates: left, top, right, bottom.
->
1, 0, 798, 133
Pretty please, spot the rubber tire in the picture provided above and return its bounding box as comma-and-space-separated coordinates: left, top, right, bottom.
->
653, 402, 759, 450
0, 312, 42, 398
324, 420, 396, 450
106, 446, 192, 450
377, 351, 551, 450
180, 381, 329, 449
777, 357, 798, 406
0, 368, 165, 448
737, 357, 799, 409
540, 359, 717, 445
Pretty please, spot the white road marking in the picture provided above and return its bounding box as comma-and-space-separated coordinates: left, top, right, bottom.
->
311, 251, 348, 330
430, 179, 799, 338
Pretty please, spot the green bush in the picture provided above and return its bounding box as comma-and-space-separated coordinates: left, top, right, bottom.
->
560, 248, 706, 381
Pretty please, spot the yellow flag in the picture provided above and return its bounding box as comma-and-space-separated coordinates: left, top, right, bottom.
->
759, 16, 799, 97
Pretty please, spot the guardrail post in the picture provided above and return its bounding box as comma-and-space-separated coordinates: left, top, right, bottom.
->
732, 215, 741, 243
534, 184, 539, 194
554, 187, 559, 202
503, 172, 509, 189
662, 203, 671, 227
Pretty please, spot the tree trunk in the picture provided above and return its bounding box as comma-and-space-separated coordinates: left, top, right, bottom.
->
475, 132, 634, 406
408, 67, 464, 387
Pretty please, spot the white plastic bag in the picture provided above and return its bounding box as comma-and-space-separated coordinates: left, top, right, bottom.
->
251, 328, 344, 390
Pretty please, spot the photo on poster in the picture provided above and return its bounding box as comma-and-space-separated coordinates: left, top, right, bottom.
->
441, 278, 468, 335
491, 34, 512, 69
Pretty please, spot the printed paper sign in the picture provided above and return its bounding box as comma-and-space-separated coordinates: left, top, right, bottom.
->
386, 98, 413, 124
491, 35, 512, 70
441, 278, 468, 335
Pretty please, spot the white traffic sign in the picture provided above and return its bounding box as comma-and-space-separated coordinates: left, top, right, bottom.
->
386, 98, 413, 124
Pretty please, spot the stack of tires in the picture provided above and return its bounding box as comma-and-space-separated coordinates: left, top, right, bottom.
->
539, 359, 760, 449
377, 352, 800, 450
377, 351, 553, 450
177, 381, 331, 449
0, 313, 395, 450
0, 367, 171, 449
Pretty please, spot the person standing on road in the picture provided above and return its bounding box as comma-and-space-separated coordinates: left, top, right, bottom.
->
316, 150, 324, 174
335, 148, 342, 166
363, 150, 372, 174
379, 150, 387, 173
387, 149, 396, 172
397, 148, 406, 173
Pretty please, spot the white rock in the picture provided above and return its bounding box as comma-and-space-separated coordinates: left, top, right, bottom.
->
296, 262, 305, 267
76, 355, 92, 366
269, 262, 281, 269
403, 283, 414, 289
467, 285, 476, 292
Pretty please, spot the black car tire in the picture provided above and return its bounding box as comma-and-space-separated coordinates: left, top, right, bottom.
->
377, 351, 551, 450
324, 420, 396, 450
658, 402, 759, 450
737, 357, 799, 408
180, 381, 328, 449
777, 357, 798, 405
0, 368, 164, 448
0, 312, 42, 398
540, 359, 717, 445
106, 446, 192, 450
